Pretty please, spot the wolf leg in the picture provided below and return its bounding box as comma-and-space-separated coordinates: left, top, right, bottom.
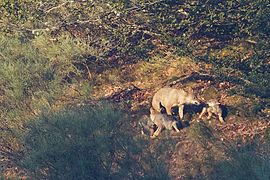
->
172, 122, 180, 132
207, 111, 212, 119
165, 106, 173, 115
151, 126, 163, 138
218, 114, 225, 123
178, 104, 184, 119
149, 129, 155, 136
199, 107, 207, 119
152, 99, 162, 112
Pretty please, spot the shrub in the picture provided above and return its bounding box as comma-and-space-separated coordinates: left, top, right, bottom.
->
21, 104, 169, 179
210, 141, 270, 180
0, 31, 93, 115
186, 123, 270, 180
0, 32, 94, 177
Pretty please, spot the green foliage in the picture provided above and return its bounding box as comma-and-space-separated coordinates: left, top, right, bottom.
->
1, 0, 155, 61
1, 0, 268, 62
1, 0, 269, 179
137, 0, 269, 45
0, 32, 92, 167
210, 142, 270, 180
21, 104, 169, 179
243, 42, 270, 98
186, 124, 270, 180
196, 42, 270, 98
0, 32, 91, 111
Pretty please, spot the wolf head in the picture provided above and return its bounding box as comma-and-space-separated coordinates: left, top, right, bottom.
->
185, 93, 200, 105
207, 99, 220, 107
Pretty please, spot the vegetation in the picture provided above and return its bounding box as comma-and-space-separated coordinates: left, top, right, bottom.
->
186, 123, 270, 180
0, 0, 269, 179
21, 104, 169, 179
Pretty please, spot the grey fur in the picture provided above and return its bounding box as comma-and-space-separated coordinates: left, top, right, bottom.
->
149, 107, 180, 138
199, 99, 224, 123
152, 87, 199, 119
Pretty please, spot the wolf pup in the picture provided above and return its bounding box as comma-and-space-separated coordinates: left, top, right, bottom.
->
149, 107, 180, 138
152, 87, 200, 119
199, 99, 224, 123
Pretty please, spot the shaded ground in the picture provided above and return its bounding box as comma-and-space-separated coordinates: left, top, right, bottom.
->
1, 49, 269, 179
102, 68, 270, 179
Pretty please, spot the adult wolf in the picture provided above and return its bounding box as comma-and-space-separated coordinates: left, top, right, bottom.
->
152, 87, 200, 119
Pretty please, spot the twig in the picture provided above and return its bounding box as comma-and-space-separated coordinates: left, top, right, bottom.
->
45, 2, 70, 13
82, 62, 92, 80
0, 52, 6, 60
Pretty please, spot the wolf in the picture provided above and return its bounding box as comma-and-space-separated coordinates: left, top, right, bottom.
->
138, 115, 156, 136
152, 87, 200, 119
149, 107, 180, 138
199, 99, 224, 123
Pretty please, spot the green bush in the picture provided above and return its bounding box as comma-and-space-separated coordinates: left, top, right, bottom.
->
21, 104, 169, 179
0, 1, 155, 61
0, 32, 93, 132
0, 32, 93, 176
195, 41, 270, 98
210, 141, 270, 180
186, 124, 270, 180
1, 0, 268, 63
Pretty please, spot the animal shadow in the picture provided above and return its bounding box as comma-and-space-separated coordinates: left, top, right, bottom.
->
159, 104, 194, 129
220, 104, 229, 120
183, 103, 205, 116
160, 102, 229, 123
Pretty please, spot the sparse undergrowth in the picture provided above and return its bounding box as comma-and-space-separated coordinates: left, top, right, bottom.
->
19, 104, 170, 179
1, 0, 270, 179
167, 122, 270, 180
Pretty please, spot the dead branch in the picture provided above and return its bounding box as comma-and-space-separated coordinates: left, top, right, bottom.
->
45, 2, 69, 13
104, 85, 141, 102
166, 72, 252, 87
167, 72, 216, 86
